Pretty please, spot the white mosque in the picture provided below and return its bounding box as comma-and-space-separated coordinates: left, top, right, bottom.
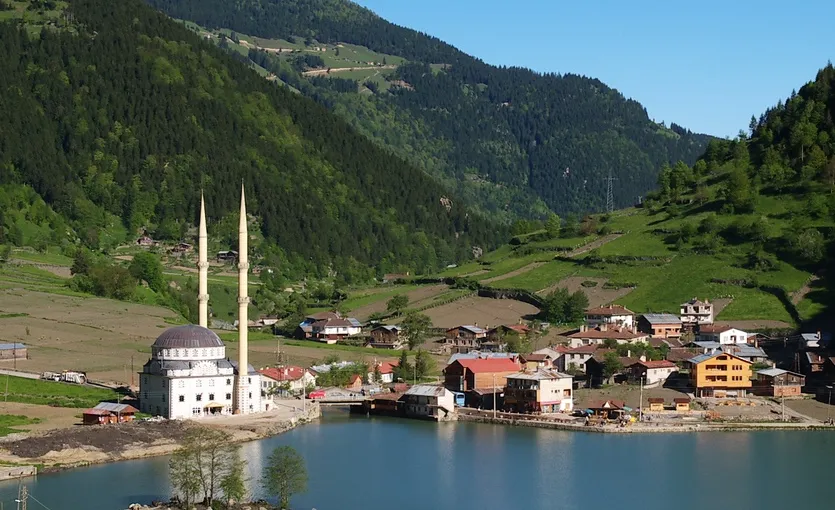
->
139, 187, 263, 419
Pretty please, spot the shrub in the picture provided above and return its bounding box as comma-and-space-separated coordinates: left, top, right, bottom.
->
580, 280, 598, 288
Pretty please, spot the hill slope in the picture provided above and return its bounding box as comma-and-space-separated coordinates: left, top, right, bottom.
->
144, 0, 713, 221
0, 0, 501, 282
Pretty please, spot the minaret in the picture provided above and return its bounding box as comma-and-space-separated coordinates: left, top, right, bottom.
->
234, 184, 250, 414
197, 193, 209, 328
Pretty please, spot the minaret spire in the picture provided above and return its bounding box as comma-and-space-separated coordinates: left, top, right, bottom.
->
234, 183, 250, 414
197, 192, 209, 328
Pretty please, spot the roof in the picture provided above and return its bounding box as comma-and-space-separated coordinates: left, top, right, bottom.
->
448, 325, 485, 335
259, 366, 310, 382
533, 347, 563, 358
378, 361, 397, 374
506, 369, 572, 381
757, 368, 804, 378
633, 360, 677, 369
585, 304, 634, 316
492, 324, 531, 334
647, 398, 665, 403
347, 318, 362, 328
665, 348, 701, 362
349, 374, 363, 383
586, 399, 625, 410
83, 408, 111, 416
719, 344, 767, 358
673, 397, 691, 403
153, 325, 223, 349
692, 341, 721, 350
562, 345, 600, 354
309, 361, 356, 373
446, 352, 518, 365
682, 298, 711, 306
520, 353, 551, 362
687, 351, 752, 365
699, 324, 740, 334
404, 385, 450, 397
450, 358, 520, 373
568, 326, 646, 340
806, 352, 826, 364
0, 343, 25, 350
373, 325, 401, 333
312, 318, 354, 329
801, 333, 820, 341
93, 402, 138, 413
229, 360, 259, 376
640, 313, 682, 325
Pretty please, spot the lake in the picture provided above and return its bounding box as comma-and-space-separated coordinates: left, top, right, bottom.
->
0, 410, 832, 509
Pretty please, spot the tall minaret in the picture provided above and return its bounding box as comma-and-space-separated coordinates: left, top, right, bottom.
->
197, 193, 209, 328
234, 184, 250, 414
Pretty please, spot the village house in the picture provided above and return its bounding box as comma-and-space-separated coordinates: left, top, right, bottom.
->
586, 399, 627, 420
382, 272, 410, 283
136, 235, 155, 247
800, 351, 827, 375
445, 325, 490, 353
216, 250, 238, 263
688, 351, 753, 398
346, 374, 364, 391
443, 358, 520, 393
373, 361, 397, 384
503, 369, 574, 413
170, 242, 193, 254
697, 324, 748, 345
259, 366, 317, 396
680, 298, 714, 326
567, 324, 649, 348
627, 360, 678, 385
398, 385, 455, 421
368, 325, 403, 349
718, 344, 768, 364
674, 397, 691, 412
82, 402, 138, 425
557, 345, 600, 373
585, 304, 635, 329
297, 311, 362, 343
753, 368, 806, 397
0, 343, 26, 360
519, 353, 555, 371
446, 351, 519, 366
585, 352, 643, 386
486, 323, 531, 343
637, 314, 682, 339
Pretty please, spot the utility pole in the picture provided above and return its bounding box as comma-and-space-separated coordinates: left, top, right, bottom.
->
828, 386, 833, 424
15, 482, 27, 510
492, 373, 497, 420
639, 375, 644, 423
130, 355, 135, 388
603, 172, 619, 214
780, 378, 785, 422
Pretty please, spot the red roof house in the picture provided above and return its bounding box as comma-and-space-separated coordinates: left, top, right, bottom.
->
442, 358, 520, 392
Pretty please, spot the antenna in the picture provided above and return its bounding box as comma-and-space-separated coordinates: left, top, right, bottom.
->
603, 172, 619, 213
16, 481, 28, 510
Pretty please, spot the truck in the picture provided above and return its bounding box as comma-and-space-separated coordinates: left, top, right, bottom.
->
41, 370, 87, 384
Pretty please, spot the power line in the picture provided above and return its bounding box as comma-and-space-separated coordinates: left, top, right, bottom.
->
602, 172, 618, 213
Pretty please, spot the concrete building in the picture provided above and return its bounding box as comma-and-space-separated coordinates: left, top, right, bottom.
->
0, 343, 26, 360
504, 369, 574, 413
139, 190, 262, 419
637, 314, 682, 339
627, 360, 678, 385
399, 385, 455, 421
567, 324, 649, 347
443, 358, 520, 392
688, 351, 752, 398
754, 368, 806, 397
585, 304, 635, 329
82, 402, 138, 425
260, 366, 317, 396
697, 324, 748, 345
680, 298, 714, 325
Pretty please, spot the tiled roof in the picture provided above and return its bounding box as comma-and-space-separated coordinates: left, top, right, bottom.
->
699, 324, 737, 334
404, 385, 449, 397
507, 369, 572, 381
260, 366, 309, 382
378, 361, 397, 374
452, 358, 520, 373
568, 327, 646, 340
446, 352, 518, 365
634, 360, 677, 369
563, 345, 600, 354
585, 304, 634, 316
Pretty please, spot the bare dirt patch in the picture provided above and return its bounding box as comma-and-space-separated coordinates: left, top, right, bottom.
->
537, 277, 633, 307
792, 275, 819, 305
422, 296, 539, 329
574, 385, 689, 409
9, 261, 71, 278
481, 262, 545, 284
0, 289, 177, 383
350, 285, 449, 320
0, 402, 81, 432
724, 320, 792, 330
785, 398, 835, 422
711, 298, 732, 316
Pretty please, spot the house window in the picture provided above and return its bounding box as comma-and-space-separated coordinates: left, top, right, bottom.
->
248, 392, 252, 399
196, 394, 203, 402
162, 394, 166, 402
192, 407, 201, 415
563, 389, 571, 397
179, 395, 185, 402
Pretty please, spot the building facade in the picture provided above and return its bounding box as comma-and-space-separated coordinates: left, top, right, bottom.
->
638, 314, 683, 339
443, 358, 520, 392
567, 324, 649, 347
688, 352, 752, 398
680, 298, 714, 325
627, 360, 678, 385
753, 368, 806, 397
504, 370, 574, 413
697, 325, 748, 345
399, 385, 455, 421
369, 325, 403, 349
585, 304, 635, 329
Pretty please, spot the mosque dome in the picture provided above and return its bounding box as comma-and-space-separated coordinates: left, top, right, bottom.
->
152, 324, 224, 349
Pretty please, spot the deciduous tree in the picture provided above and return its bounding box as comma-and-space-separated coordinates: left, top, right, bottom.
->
262, 445, 308, 510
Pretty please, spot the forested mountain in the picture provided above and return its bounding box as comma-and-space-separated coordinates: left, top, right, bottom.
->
0, 0, 501, 282
145, 0, 712, 220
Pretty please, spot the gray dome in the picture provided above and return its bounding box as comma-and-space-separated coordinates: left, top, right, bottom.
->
153, 325, 223, 349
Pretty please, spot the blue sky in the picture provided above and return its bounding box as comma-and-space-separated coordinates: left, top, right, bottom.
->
353, 0, 835, 138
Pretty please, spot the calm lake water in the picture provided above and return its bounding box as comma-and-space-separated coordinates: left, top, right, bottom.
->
0, 410, 832, 510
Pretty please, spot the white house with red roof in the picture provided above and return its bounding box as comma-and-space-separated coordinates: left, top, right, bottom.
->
585, 304, 635, 328
567, 324, 649, 348
626, 360, 678, 385
260, 366, 317, 396
297, 311, 362, 342
372, 360, 397, 384
697, 324, 748, 345
557, 345, 599, 373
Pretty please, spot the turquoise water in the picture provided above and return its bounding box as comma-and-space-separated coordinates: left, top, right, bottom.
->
0, 411, 832, 509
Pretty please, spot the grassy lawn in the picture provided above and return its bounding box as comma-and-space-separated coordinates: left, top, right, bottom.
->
0, 414, 41, 437
490, 259, 579, 291
0, 376, 120, 408
280, 338, 415, 359
474, 251, 556, 281
340, 284, 420, 312
11, 248, 72, 266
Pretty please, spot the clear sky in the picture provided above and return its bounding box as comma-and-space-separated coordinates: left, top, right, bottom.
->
353, 0, 835, 138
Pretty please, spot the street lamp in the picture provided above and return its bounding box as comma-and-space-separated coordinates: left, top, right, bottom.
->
827, 385, 833, 424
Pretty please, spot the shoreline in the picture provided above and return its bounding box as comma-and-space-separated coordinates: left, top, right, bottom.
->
0, 402, 322, 477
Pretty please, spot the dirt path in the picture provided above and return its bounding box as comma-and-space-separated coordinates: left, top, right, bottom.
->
565, 234, 621, 258
302, 64, 397, 76
8, 260, 71, 278
712, 298, 733, 316
480, 262, 546, 284
350, 285, 449, 320
537, 276, 634, 307
791, 275, 819, 305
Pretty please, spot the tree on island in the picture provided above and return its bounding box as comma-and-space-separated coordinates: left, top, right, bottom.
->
263, 445, 308, 510
401, 311, 431, 350
386, 294, 409, 316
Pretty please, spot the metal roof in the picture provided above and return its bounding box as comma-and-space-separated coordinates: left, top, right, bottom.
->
687, 353, 713, 364
719, 344, 767, 358
446, 352, 517, 365
756, 368, 788, 377
229, 361, 259, 376
507, 369, 572, 381
347, 318, 362, 327
0, 343, 25, 350
404, 385, 450, 397
153, 325, 223, 349
692, 341, 721, 349
641, 313, 682, 324
93, 402, 137, 413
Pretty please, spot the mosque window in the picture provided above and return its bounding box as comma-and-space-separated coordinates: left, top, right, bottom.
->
179, 395, 185, 402
178, 381, 185, 388
196, 394, 203, 402
209, 379, 215, 387
196, 380, 202, 387
226, 379, 231, 385
226, 393, 232, 400
209, 393, 215, 401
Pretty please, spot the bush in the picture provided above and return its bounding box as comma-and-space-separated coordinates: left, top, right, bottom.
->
580, 280, 598, 288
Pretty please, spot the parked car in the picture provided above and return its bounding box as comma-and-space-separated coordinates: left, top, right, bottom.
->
308, 390, 326, 400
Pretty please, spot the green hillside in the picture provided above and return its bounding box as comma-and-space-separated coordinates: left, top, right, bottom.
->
0, 0, 501, 286
144, 0, 713, 222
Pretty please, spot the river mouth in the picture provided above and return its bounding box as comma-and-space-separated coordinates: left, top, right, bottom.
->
0, 411, 832, 510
